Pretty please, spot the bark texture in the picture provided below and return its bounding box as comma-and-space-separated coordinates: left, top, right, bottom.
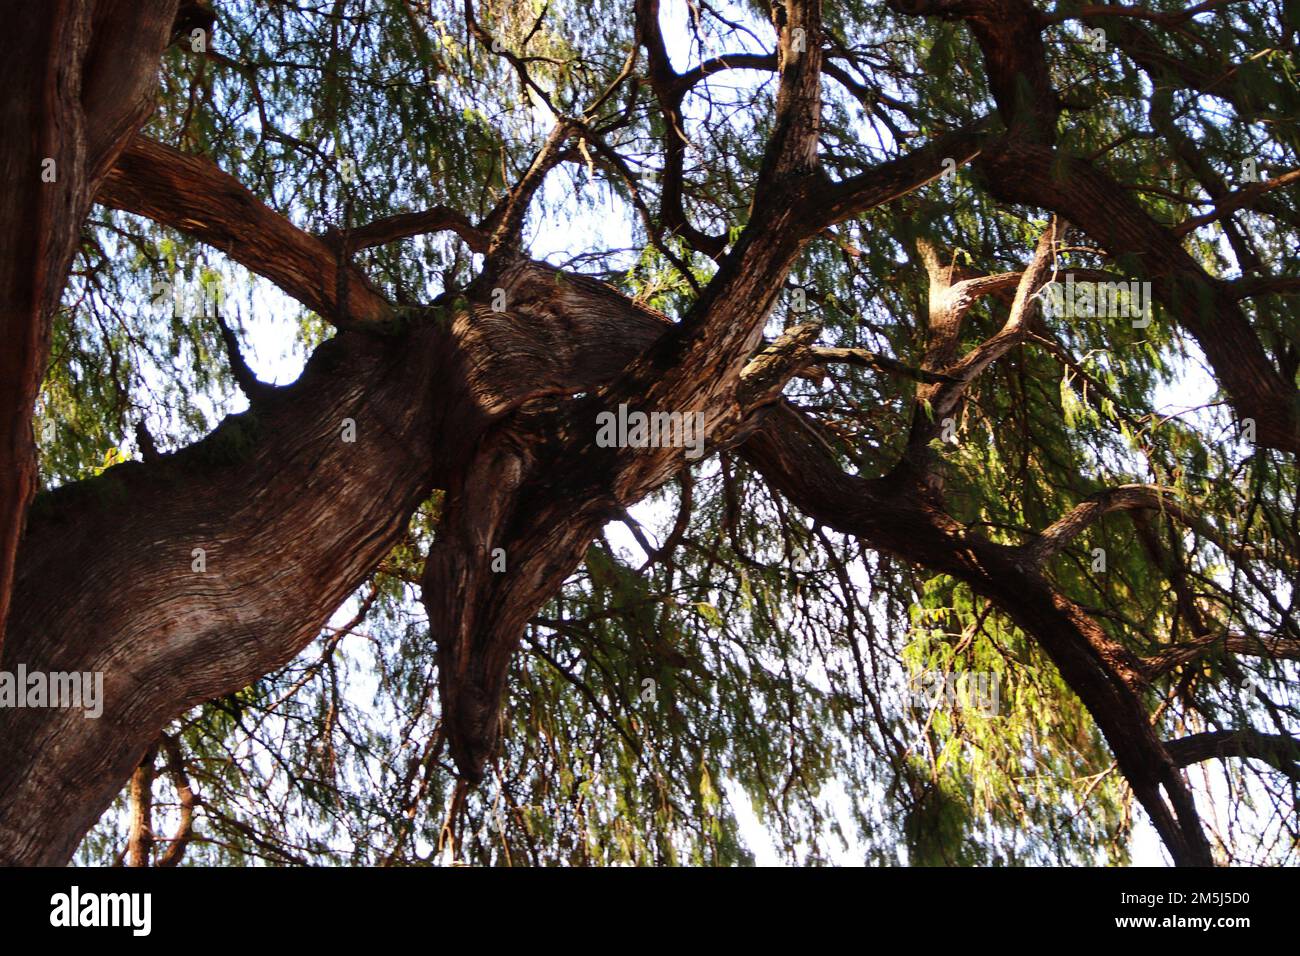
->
0, 0, 180, 656
0, 0, 1289, 867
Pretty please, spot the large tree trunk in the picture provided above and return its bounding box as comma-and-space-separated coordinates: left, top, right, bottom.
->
0, 0, 179, 655
0, 323, 451, 863
0, 241, 741, 861
0, 0, 1251, 867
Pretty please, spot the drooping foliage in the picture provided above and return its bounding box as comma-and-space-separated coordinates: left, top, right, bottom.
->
54, 0, 1299, 866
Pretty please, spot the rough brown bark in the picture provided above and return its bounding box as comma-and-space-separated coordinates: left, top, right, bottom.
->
0, 320, 451, 863
99, 135, 393, 327
0, 0, 179, 656
1, 0, 1281, 868
126, 743, 156, 867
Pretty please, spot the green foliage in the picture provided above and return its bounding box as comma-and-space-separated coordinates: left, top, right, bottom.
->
58, 0, 1300, 866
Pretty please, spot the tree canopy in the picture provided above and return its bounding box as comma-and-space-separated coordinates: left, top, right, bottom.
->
1, 0, 1297, 867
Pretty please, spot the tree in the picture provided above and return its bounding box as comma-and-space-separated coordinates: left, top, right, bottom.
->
0, 0, 1296, 866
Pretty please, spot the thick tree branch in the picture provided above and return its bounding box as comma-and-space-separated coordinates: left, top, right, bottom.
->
97, 135, 393, 327
125, 743, 156, 867
156, 733, 196, 867
810, 125, 987, 229
1018, 484, 1199, 566
1145, 633, 1300, 676
739, 402, 1215, 865
328, 206, 489, 254
1166, 731, 1300, 781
